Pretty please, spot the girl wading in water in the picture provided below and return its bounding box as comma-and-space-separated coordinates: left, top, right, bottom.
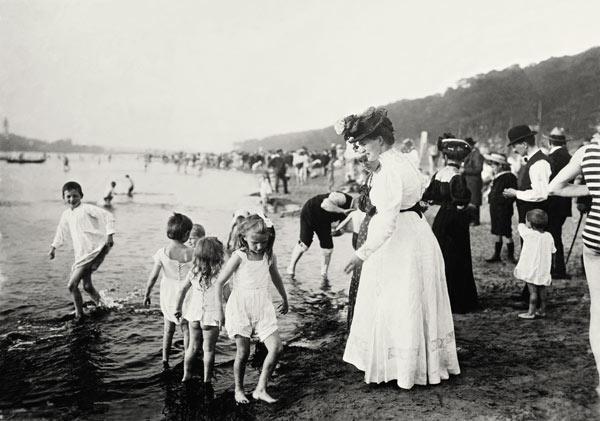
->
340, 107, 460, 389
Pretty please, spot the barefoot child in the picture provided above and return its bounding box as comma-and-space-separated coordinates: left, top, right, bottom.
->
49, 181, 115, 319
174, 237, 224, 385
514, 209, 556, 319
259, 172, 273, 214
143, 213, 194, 369
215, 214, 289, 404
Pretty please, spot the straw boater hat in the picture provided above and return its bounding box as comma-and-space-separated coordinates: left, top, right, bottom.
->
507, 125, 537, 146
543, 127, 569, 144
484, 152, 508, 165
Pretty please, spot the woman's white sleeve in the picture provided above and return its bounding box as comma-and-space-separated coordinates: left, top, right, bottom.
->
51, 213, 68, 249
355, 163, 404, 261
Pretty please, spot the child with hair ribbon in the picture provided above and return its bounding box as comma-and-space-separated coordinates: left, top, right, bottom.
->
215, 213, 289, 404
174, 237, 224, 389
143, 213, 194, 369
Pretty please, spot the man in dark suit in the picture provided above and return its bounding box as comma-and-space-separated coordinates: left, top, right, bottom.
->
546, 127, 572, 279
268, 149, 289, 194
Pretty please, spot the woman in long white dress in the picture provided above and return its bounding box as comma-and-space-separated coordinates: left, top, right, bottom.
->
339, 107, 460, 389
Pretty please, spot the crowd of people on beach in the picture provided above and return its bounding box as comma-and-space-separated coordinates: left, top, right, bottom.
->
47, 107, 600, 404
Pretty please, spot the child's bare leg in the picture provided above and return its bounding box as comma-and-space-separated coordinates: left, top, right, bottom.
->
526, 283, 538, 315
252, 331, 283, 403
67, 267, 88, 318
201, 325, 219, 383
81, 272, 101, 305
538, 286, 547, 314
183, 321, 201, 381
181, 320, 189, 351
163, 319, 176, 364
233, 336, 251, 404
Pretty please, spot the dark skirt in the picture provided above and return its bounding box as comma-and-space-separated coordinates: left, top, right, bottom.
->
489, 203, 514, 237
347, 214, 373, 329
432, 205, 479, 313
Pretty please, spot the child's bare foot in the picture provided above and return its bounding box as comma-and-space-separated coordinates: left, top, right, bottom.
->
234, 390, 249, 404
252, 389, 278, 403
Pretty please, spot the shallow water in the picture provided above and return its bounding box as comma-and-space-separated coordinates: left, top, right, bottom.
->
0, 155, 352, 419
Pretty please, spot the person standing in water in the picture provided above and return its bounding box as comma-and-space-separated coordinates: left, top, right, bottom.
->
125, 175, 135, 198
49, 181, 115, 319
103, 181, 117, 207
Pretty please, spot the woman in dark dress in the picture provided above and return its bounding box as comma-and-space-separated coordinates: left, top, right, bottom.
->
422, 135, 479, 313
484, 152, 518, 263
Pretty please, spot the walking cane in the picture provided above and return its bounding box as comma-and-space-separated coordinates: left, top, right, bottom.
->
566, 212, 584, 265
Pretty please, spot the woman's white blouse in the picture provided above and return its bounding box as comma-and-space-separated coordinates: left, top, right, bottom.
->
355, 148, 424, 261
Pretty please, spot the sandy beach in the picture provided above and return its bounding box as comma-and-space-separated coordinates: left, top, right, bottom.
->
217, 172, 600, 420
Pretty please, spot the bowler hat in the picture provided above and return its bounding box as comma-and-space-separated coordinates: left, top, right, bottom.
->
507, 125, 537, 146
543, 127, 568, 143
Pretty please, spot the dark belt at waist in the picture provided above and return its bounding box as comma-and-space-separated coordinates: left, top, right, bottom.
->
400, 202, 423, 218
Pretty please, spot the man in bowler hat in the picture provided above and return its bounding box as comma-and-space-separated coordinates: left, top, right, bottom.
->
503, 125, 552, 302
545, 127, 572, 279
502, 125, 551, 221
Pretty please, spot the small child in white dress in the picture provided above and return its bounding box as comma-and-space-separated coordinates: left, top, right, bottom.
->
49, 181, 115, 319
259, 172, 273, 214
215, 214, 289, 405
174, 236, 223, 386
143, 213, 194, 369
514, 209, 556, 319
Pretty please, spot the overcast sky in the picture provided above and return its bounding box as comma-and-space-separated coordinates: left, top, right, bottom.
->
1, 0, 599, 151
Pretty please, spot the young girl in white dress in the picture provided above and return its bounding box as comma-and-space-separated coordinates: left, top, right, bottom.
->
49, 181, 115, 319
143, 213, 194, 369
514, 209, 556, 319
174, 237, 223, 386
215, 214, 289, 404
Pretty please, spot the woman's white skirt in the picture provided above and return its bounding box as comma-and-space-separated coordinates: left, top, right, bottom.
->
343, 211, 460, 389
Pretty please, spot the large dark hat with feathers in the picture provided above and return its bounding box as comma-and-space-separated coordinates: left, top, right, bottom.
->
334, 107, 393, 143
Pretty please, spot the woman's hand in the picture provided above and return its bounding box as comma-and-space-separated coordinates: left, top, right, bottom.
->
344, 255, 363, 274
278, 300, 289, 315
502, 188, 517, 198
174, 310, 182, 323
143, 295, 151, 308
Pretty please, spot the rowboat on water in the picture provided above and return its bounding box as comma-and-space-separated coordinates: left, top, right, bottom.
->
6, 157, 47, 164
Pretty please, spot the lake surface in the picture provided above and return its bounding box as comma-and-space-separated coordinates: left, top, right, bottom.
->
0, 154, 353, 419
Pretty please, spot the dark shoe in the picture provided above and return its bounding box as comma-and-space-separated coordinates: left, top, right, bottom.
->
506, 243, 517, 264
485, 242, 502, 263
